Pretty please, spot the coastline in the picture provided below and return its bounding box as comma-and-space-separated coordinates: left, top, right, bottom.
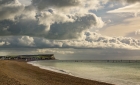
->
0, 60, 114, 85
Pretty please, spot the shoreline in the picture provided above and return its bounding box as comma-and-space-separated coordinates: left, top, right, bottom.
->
0, 60, 114, 85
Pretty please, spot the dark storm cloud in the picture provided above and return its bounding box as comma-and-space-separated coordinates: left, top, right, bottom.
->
0, 6, 23, 20
0, 14, 103, 39
0, 0, 16, 5
46, 14, 103, 39
0, 0, 104, 39
0, 19, 46, 36
0, 0, 24, 20
32, 0, 80, 10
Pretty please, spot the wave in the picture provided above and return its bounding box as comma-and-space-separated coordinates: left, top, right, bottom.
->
27, 61, 73, 75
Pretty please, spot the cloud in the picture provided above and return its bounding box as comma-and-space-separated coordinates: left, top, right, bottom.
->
31, 0, 107, 12
0, 0, 20, 5
110, 0, 140, 4
45, 13, 104, 39
37, 49, 74, 54
31, 0, 80, 10
135, 29, 140, 35
0, 0, 105, 39
1, 31, 140, 50
100, 17, 140, 37
107, 3, 140, 17
2, 0, 140, 50
125, 29, 140, 39
0, 13, 104, 39
0, 0, 24, 20
36, 11, 75, 31
18, 0, 31, 5
125, 0, 140, 3
18, 36, 35, 46
0, 41, 5, 46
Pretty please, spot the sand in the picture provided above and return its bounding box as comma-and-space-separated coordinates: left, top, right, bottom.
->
0, 60, 114, 85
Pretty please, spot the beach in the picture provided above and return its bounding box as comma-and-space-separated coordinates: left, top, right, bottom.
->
0, 60, 113, 85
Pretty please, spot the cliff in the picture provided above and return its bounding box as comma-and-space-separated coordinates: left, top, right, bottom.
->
0, 54, 55, 61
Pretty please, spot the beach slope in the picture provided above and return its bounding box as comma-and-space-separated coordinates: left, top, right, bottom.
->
0, 60, 113, 85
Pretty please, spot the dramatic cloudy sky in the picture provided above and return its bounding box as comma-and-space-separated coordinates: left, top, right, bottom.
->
0, 0, 140, 60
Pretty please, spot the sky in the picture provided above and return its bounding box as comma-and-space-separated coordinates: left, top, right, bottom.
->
0, 0, 140, 60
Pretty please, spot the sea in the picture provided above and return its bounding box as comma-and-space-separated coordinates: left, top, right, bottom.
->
28, 60, 140, 85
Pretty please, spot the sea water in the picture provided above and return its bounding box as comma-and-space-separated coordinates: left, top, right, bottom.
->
28, 60, 140, 85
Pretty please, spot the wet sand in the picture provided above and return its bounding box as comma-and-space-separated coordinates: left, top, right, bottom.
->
0, 60, 114, 85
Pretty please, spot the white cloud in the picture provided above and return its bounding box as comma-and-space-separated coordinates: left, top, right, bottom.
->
37, 11, 75, 31
18, 36, 35, 46
0, 41, 5, 46
135, 29, 140, 35
107, 3, 140, 17
37, 49, 74, 54
18, 0, 31, 6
